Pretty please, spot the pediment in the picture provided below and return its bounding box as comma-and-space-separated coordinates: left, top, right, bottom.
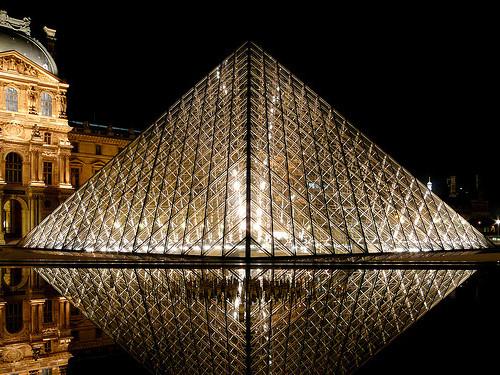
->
0, 50, 64, 84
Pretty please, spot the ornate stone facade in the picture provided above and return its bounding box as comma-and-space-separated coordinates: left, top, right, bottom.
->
0, 11, 139, 369
0, 267, 72, 374
0, 49, 72, 244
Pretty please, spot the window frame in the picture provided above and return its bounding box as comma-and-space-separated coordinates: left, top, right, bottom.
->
40, 92, 52, 116
43, 300, 53, 323
44, 132, 52, 145
70, 167, 81, 189
43, 161, 53, 186
5, 87, 18, 112
5, 152, 23, 184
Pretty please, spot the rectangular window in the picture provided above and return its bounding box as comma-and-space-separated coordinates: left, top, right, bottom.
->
72, 142, 79, 153
43, 300, 53, 323
6, 87, 18, 112
43, 162, 53, 185
71, 168, 80, 189
95, 144, 102, 155
41, 92, 52, 116
44, 132, 52, 145
44, 340, 52, 353
41, 369, 52, 375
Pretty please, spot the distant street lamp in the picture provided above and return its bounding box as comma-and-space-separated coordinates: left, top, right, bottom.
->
495, 219, 500, 237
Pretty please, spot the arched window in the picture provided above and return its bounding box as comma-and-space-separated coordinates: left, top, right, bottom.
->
41, 92, 52, 116
8, 268, 23, 287
5, 87, 18, 112
5, 152, 23, 184
6, 302, 23, 334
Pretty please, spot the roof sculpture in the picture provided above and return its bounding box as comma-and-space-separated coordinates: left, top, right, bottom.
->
21, 43, 491, 256
0, 10, 58, 74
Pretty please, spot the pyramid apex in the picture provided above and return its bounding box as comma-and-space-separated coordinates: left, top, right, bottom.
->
22, 43, 492, 256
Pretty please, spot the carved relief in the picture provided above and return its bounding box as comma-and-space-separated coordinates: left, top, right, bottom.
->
3, 122, 25, 139
0, 344, 32, 363
31, 123, 41, 139
1, 347, 24, 363
0, 56, 38, 77
42, 150, 57, 158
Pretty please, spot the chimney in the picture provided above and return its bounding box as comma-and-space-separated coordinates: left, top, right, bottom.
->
43, 26, 57, 60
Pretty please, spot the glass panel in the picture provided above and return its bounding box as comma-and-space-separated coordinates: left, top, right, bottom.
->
41, 92, 52, 116
5, 87, 18, 112
20, 44, 492, 255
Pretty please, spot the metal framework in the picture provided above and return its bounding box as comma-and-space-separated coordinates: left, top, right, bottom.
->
21, 43, 491, 256
35, 266, 472, 374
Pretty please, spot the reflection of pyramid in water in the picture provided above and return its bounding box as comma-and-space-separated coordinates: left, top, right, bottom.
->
22, 43, 490, 256
36, 267, 473, 374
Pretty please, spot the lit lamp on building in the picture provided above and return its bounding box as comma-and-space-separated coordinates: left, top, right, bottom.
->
495, 219, 500, 237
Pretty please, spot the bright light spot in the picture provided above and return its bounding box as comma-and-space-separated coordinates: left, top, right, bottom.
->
256, 208, 262, 218
233, 181, 241, 190
240, 221, 246, 231
275, 231, 288, 240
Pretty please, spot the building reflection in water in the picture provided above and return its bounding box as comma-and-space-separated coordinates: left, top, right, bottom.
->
31, 266, 472, 374
0, 267, 115, 374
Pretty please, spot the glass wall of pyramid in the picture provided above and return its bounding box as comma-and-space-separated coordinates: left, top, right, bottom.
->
35, 265, 472, 374
21, 42, 492, 257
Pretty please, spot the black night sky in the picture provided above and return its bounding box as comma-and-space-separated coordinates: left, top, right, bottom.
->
3, 2, 498, 212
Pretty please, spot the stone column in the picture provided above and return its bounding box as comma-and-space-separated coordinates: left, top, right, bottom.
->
0, 149, 5, 184
38, 153, 43, 182
65, 155, 70, 184
29, 145, 44, 187
29, 299, 45, 335
59, 155, 64, 185
59, 149, 72, 189
58, 297, 70, 329
31, 150, 36, 182
0, 300, 6, 339
0, 195, 4, 245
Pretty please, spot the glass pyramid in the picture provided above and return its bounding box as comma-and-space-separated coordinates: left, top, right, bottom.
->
21, 43, 491, 256
35, 266, 473, 374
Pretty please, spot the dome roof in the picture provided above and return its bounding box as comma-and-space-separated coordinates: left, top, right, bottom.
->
0, 26, 57, 74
